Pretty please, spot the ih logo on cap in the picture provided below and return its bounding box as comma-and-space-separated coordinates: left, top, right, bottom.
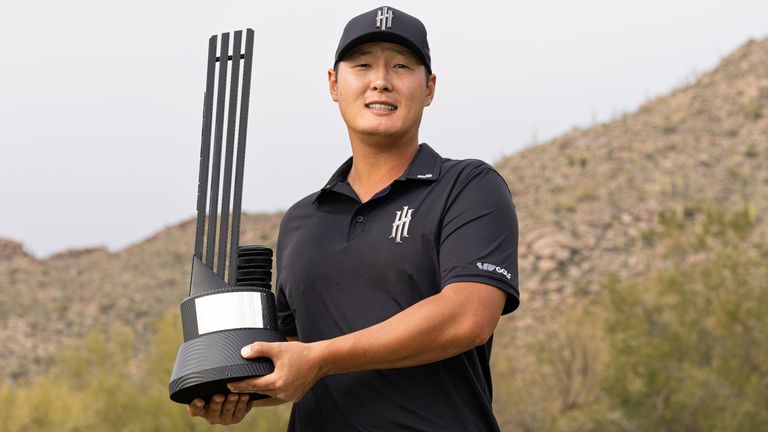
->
376, 7, 394, 30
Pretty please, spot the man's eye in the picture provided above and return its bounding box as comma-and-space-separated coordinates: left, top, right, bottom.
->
355, 64, 371, 68
394, 64, 410, 69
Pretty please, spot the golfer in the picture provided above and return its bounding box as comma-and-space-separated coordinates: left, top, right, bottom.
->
188, 6, 519, 431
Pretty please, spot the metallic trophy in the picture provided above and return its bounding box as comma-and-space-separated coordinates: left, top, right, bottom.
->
169, 29, 285, 405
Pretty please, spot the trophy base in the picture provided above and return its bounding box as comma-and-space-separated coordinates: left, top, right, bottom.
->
169, 328, 285, 404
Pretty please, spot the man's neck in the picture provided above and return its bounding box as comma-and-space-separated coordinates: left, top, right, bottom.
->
346, 135, 419, 203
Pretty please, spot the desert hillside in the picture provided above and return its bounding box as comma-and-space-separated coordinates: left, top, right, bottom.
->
498, 38, 767, 312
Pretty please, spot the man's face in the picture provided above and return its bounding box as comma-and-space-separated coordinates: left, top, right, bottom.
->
328, 42, 436, 143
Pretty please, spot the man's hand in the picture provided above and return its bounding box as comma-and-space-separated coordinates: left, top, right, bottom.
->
227, 341, 326, 402
186, 393, 253, 425
186, 393, 290, 425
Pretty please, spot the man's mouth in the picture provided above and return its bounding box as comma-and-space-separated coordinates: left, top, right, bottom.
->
366, 103, 397, 111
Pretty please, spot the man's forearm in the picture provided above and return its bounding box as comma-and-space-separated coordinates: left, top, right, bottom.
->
313, 282, 506, 377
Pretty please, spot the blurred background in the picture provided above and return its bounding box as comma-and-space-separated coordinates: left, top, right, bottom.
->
1, 0, 767, 430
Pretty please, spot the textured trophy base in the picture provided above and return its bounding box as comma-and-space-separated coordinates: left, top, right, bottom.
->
169, 328, 285, 404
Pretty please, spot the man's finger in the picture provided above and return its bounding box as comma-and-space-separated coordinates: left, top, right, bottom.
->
241, 341, 276, 359
220, 394, 239, 421
206, 394, 226, 419
233, 394, 250, 418
228, 375, 273, 393
187, 399, 206, 417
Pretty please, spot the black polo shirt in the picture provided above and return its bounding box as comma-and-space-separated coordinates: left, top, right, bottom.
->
275, 143, 519, 432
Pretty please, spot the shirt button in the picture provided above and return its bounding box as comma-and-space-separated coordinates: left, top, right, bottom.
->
356, 216, 364, 223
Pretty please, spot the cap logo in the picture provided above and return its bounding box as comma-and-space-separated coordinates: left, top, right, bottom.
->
376, 7, 394, 30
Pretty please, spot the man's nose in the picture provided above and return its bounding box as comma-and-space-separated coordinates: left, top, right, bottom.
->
370, 71, 392, 92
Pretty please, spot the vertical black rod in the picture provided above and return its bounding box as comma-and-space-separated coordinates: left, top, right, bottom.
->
229, 29, 254, 283
217, 30, 242, 280
193, 36, 218, 260
205, 33, 230, 270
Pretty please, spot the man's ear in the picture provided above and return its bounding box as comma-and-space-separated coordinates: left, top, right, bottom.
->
424, 73, 436, 107
328, 68, 339, 102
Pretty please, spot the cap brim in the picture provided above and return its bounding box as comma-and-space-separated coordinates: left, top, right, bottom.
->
335, 32, 431, 74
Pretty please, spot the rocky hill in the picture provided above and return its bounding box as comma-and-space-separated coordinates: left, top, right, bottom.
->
0, 214, 282, 380
500, 38, 768, 315
1, 38, 767, 383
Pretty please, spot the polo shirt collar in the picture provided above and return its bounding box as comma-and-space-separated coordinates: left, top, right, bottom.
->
316, 143, 443, 202
398, 143, 443, 182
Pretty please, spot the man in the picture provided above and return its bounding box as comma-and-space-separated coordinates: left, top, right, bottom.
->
188, 6, 519, 430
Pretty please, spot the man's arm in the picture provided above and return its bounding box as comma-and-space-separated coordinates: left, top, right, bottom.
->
226, 282, 506, 402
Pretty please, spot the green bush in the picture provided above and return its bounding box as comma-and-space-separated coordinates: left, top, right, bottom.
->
601, 247, 768, 431
494, 204, 768, 431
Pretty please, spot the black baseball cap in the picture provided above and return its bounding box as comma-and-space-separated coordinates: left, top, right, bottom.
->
334, 6, 432, 75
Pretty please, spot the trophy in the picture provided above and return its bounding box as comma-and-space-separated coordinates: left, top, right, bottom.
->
169, 29, 285, 405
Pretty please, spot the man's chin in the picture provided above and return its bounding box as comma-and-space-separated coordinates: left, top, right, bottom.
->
358, 122, 413, 137
361, 129, 399, 137
356, 129, 412, 145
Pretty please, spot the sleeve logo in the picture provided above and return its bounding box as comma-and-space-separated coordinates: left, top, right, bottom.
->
476, 262, 512, 280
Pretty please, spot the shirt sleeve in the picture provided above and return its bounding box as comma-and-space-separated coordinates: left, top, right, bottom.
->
439, 165, 520, 314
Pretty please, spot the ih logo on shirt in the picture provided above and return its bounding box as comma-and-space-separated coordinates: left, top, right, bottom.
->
389, 206, 414, 243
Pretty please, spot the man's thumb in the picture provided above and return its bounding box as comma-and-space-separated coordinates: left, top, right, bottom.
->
241, 342, 266, 358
